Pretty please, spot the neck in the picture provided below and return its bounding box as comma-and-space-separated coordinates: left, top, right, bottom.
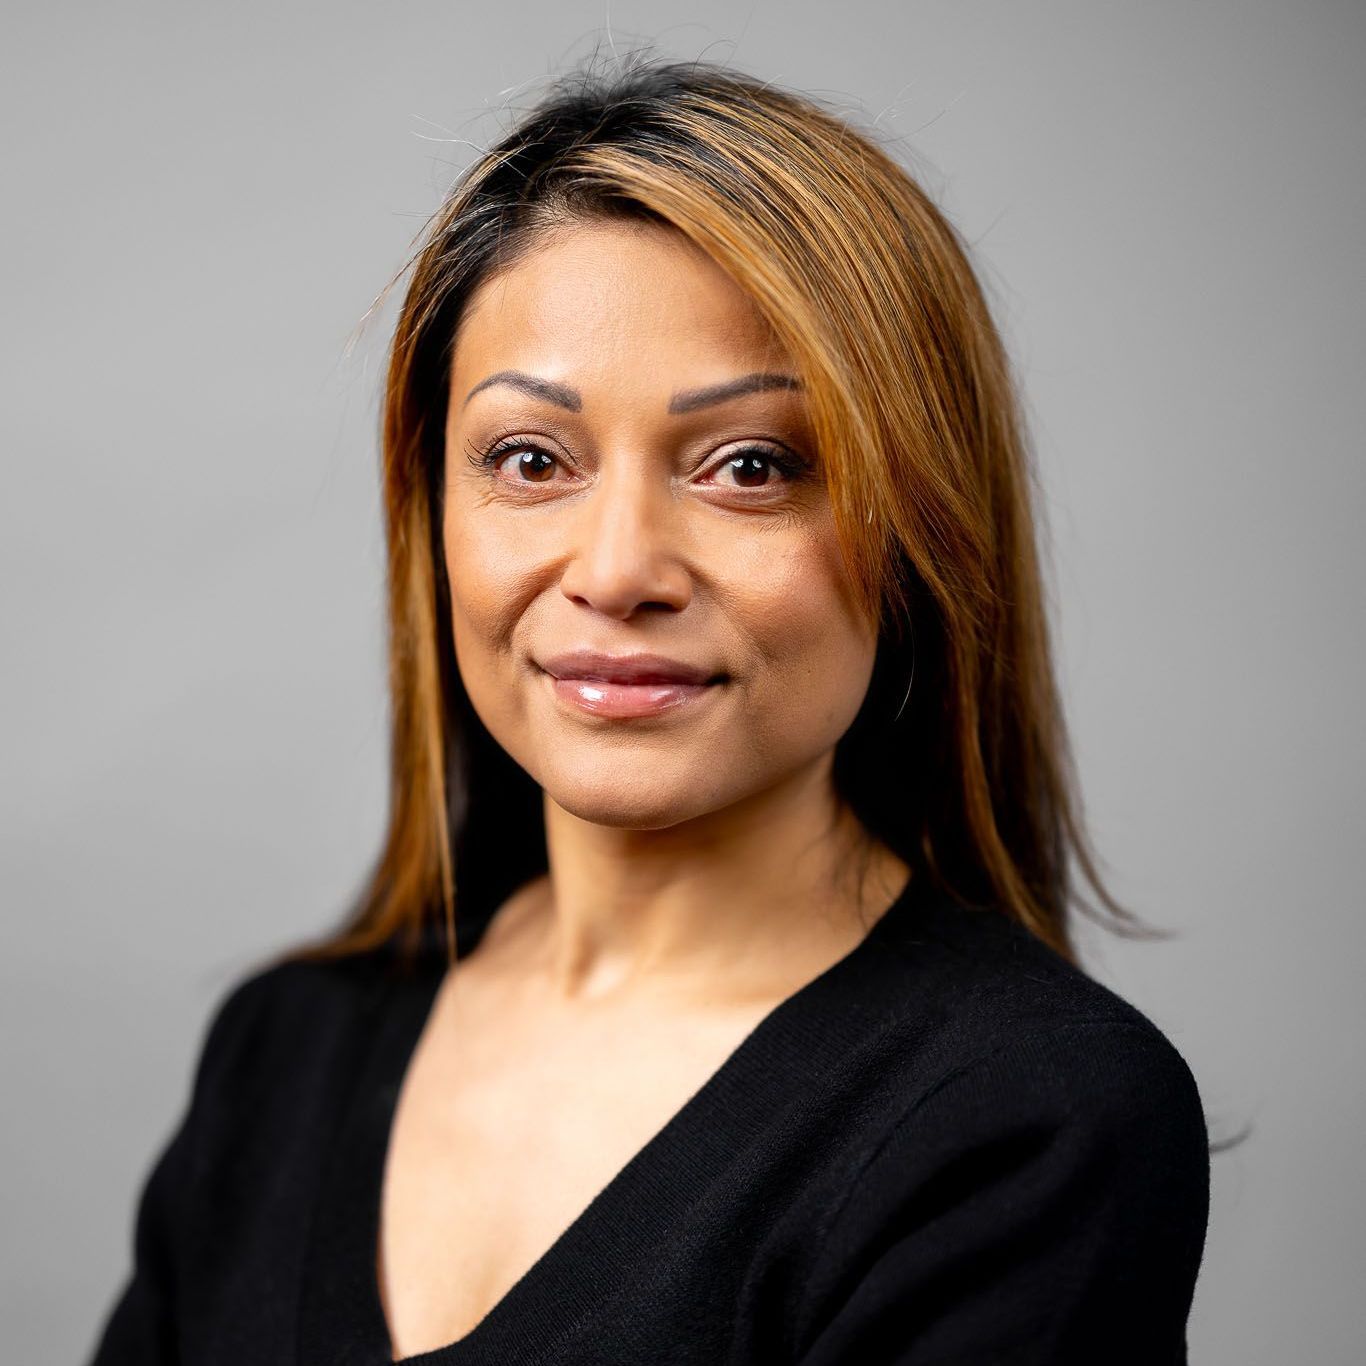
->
497, 755, 910, 1006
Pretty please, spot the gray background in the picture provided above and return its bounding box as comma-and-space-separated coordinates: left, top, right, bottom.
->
3, 2, 1362, 1361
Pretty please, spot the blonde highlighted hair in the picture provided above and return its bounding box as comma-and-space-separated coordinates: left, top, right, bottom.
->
275, 56, 1153, 973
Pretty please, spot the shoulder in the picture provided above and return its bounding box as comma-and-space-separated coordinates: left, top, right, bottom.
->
840, 887, 1211, 1245
879, 889, 1204, 1106
802, 893, 1212, 1310
907, 1015, 1210, 1174
185, 948, 408, 1110
794, 905, 1210, 1360
795, 1010, 1210, 1360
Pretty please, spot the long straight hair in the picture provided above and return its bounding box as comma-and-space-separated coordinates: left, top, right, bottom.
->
274, 56, 1153, 974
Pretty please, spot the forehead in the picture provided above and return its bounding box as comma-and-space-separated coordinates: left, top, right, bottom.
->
450, 219, 792, 393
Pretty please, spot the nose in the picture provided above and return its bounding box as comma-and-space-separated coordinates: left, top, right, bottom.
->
558, 460, 692, 619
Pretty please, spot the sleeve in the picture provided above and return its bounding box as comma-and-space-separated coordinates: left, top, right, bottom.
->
793, 1018, 1210, 1365
84, 968, 275, 1365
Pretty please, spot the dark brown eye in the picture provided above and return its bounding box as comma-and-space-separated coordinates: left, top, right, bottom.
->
710, 446, 807, 489
506, 449, 556, 482
467, 438, 565, 484
727, 453, 773, 486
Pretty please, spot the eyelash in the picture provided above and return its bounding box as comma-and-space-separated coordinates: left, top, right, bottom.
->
465, 437, 811, 490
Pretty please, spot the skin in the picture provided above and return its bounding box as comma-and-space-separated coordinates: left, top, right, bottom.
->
377, 217, 912, 1356
442, 216, 910, 997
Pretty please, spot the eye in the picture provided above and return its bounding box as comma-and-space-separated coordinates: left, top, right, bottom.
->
465, 436, 813, 493
467, 437, 567, 484
704, 445, 810, 489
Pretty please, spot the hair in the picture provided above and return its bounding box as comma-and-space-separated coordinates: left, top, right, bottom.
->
270, 53, 1158, 976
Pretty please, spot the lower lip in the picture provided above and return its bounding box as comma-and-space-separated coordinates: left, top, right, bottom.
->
545, 673, 722, 718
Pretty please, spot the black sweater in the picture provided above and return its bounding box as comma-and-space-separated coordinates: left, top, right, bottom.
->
86, 875, 1210, 1365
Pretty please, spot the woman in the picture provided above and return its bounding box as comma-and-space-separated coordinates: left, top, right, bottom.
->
89, 57, 1210, 1365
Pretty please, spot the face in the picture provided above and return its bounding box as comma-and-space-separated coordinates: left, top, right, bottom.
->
442, 218, 878, 830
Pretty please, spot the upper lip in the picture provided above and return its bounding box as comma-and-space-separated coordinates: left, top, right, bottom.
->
538, 650, 724, 686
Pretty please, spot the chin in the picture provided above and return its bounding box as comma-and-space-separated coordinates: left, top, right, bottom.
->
540, 758, 740, 831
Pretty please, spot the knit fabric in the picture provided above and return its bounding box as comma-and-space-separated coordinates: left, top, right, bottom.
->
87, 875, 1209, 1364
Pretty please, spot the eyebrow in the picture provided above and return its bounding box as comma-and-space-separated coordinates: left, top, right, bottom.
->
667, 372, 803, 413
463, 370, 582, 411
461, 369, 803, 414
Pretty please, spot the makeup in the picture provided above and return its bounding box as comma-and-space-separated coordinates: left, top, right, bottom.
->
546, 673, 722, 719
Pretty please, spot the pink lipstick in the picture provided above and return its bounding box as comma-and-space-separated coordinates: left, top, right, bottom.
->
537, 651, 726, 719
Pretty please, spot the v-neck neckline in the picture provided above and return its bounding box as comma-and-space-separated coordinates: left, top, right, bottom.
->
299, 870, 927, 1366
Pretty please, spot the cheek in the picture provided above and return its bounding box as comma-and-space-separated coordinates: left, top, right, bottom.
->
440, 504, 538, 710
729, 523, 877, 737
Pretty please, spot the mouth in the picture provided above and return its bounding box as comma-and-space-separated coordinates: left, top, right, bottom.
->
535, 650, 729, 720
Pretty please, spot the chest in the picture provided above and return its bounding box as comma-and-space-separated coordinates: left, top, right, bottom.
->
375, 983, 776, 1360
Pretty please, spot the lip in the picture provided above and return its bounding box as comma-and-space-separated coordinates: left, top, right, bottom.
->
536, 651, 727, 720
538, 651, 724, 686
